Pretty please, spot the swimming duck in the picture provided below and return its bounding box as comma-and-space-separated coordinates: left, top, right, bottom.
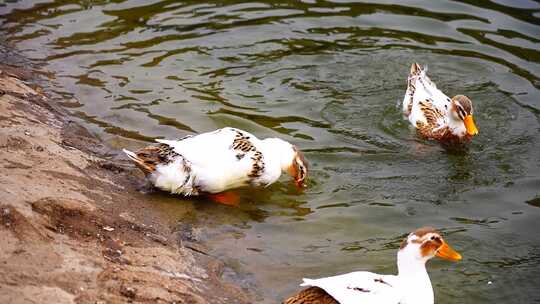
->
123, 127, 308, 205
403, 63, 478, 143
284, 227, 462, 304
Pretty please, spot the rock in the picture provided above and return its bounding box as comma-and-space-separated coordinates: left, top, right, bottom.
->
145, 232, 168, 245
120, 285, 137, 299
0, 64, 251, 304
31, 197, 96, 216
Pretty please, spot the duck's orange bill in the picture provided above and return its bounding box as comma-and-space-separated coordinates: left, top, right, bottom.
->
464, 115, 478, 136
436, 242, 462, 261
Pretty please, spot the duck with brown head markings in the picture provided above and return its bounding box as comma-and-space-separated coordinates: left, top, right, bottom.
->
403, 63, 479, 143
284, 227, 461, 304
449, 95, 478, 137
123, 127, 309, 206
289, 146, 309, 189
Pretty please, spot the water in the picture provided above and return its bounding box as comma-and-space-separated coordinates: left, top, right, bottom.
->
1, 1, 539, 303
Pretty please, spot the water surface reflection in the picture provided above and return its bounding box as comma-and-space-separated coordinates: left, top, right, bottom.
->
1, 1, 539, 302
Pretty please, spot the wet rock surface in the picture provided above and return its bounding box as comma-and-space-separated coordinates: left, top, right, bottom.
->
0, 61, 251, 303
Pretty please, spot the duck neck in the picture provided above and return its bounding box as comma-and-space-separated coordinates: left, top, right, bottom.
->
447, 115, 466, 137
397, 250, 434, 304
260, 138, 295, 172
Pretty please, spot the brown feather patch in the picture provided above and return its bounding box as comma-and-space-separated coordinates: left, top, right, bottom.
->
419, 99, 444, 127
231, 130, 256, 153
416, 121, 469, 143
410, 62, 422, 75
283, 287, 338, 304
131, 144, 179, 175
405, 63, 422, 116
416, 100, 455, 141
400, 227, 439, 250
230, 130, 266, 180
293, 146, 309, 182
248, 151, 264, 178
452, 95, 473, 114
420, 237, 443, 258
413, 226, 438, 238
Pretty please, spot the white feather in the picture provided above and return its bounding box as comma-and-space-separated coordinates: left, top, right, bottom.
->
152, 158, 195, 195
122, 148, 138, 161
403, 63, 466, 137
301, 272, 402, 304
135, 128, 296, 195
297, 234, 443, 304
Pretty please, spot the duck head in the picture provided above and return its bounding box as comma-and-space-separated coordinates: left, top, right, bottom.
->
450, 95, 478, 137
264, 138, 308, 189
288, 146, 308, 189
398, 227, 462, 272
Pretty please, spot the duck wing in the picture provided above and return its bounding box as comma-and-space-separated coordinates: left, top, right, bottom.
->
299, 272, 401, 304
156, 128, 266, 193
283, 286, 338, 304
404, 63, 450, 130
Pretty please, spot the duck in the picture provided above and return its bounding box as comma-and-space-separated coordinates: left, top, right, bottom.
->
402, 63, 478, 143
123, 127, 308, 206
283, 227, 462, 304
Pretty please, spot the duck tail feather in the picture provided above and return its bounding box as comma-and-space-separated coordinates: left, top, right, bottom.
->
410, 62, 425, 77
122, 148, 155, 174
122, 148, 138, 161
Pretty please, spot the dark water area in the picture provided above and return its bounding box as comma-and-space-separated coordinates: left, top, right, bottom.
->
1, 1, 539, 303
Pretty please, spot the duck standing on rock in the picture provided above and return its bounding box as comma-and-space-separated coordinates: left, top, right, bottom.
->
284, 227, 462, 304
123, 127, 308, 206
403, 63, 478, 143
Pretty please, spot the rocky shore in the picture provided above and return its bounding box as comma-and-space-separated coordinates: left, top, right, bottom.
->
0, 53, 251, 303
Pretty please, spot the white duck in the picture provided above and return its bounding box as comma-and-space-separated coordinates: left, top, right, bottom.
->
123, 127, 308, 205
403, 63, 478, 143
284, 227, 462, 304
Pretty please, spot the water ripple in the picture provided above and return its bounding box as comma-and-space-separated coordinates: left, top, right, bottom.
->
1, 1, 540, 303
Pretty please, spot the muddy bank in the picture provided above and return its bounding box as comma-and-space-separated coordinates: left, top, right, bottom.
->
0, 56, 251, 303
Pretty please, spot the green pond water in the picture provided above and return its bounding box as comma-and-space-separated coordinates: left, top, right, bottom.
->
1, 1, 540, 303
